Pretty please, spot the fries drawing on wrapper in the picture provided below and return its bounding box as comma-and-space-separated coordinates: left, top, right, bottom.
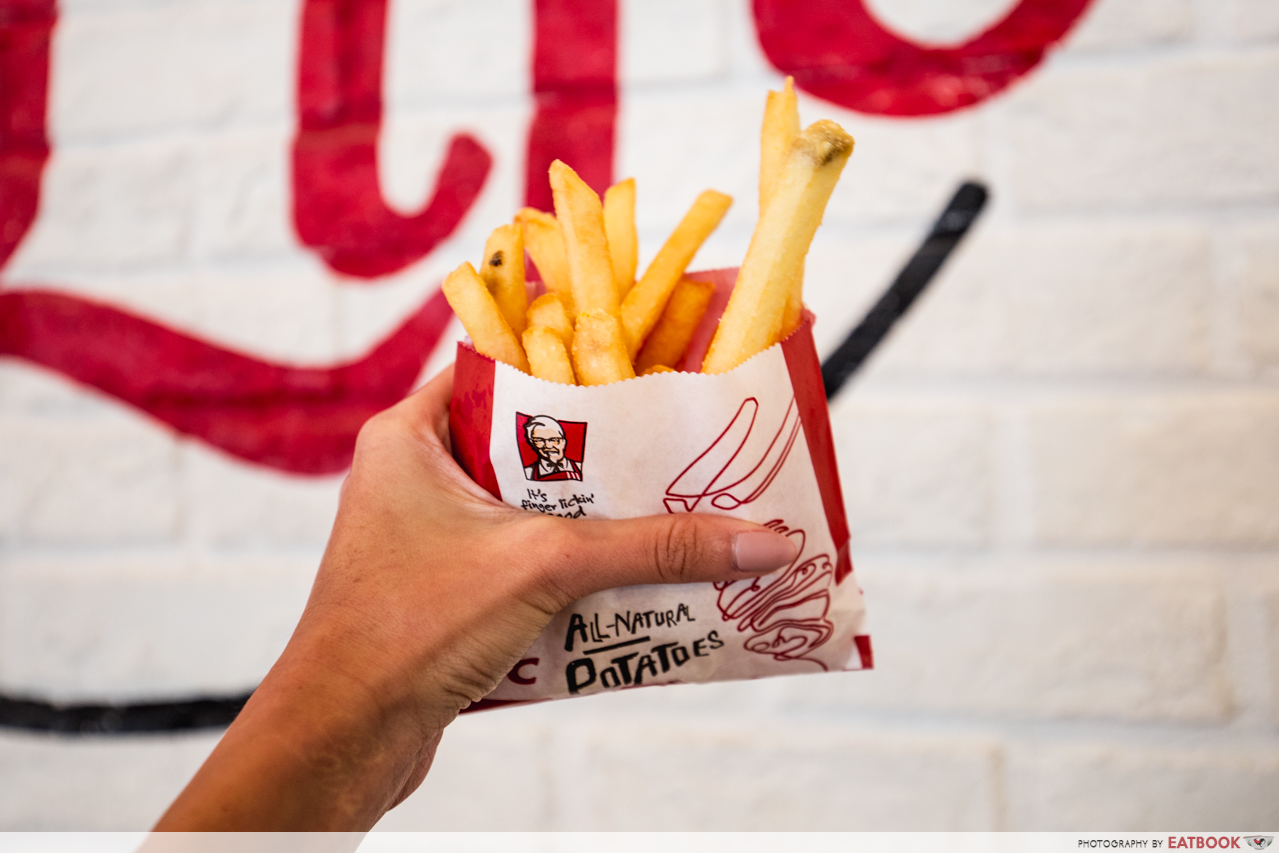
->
445, 81, 868, 707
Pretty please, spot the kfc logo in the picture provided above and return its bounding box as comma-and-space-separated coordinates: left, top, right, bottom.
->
517, 414, 587, 482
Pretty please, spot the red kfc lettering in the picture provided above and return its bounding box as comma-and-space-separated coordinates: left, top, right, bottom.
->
751, 0, 1093, 116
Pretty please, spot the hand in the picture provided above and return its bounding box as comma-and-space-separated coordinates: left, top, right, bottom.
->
153, 365, 798, 831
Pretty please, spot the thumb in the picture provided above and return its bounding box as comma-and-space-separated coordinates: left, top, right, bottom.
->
548, 513, 799, 603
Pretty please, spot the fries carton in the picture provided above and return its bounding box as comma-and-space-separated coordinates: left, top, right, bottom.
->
450, 269, 871, 708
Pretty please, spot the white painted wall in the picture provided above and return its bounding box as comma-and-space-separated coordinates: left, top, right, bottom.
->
0, 0, 1276, 830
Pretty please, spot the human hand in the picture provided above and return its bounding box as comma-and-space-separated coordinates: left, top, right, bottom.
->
153, 365, 798, 831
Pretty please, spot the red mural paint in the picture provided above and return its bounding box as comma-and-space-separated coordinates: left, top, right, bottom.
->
294, 0, 493, 278
524, 0, 617, 210
0, 288, 454, 474
0, 0, 54, 270
752, 0, 1093, 116
0, 0, 1084, 476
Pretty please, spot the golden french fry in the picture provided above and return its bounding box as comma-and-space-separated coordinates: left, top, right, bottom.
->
443, 262, 529, 373
515, 207, 575, 317
526, 292, 574, 351
480, 223, 528, 337
603, 177, 638, 300
571, 309, 635, 386
550, 160, 618, 319
639, 364, 674, 376
777, 268, 805, 343
703, 120, 853, 374
760, 77, 805, 343
635, 276, 715, 373
620, 189, 732, 359
523, 325, 577, 385
760, 76, 800, 212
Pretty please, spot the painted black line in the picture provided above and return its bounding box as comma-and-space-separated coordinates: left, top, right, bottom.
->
0, 692, 252, 735
821, 180, 988, 400
583, 636, 651, 656
0, 182, 987, 735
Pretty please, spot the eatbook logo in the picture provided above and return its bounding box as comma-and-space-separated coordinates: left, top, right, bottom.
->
1247, 838, 1273, 850
517, 413, 587, 482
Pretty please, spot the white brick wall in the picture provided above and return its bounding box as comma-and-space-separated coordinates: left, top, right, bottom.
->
0, 0, 1276, 832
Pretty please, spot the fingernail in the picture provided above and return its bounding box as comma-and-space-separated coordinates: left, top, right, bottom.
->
732, 531, 798, 574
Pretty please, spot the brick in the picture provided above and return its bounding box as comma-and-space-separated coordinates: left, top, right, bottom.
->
557, 718, 1001, 830
871, 221, 1215, 377
188, 265, 341, 363
0, 553, 313, 700
373, 713, 551, 830
621, 0, 727, 86
1220, 219, 1279, 373
1027, 394, 1279, 546
1006, 738, 1279, 829
803, 228, 921, 359
830, 400, 993, 547
0, 730, 219, 830
1064, 0, 1195, 52
1000, 54, 1279, 210
1226, 0, 1279, 43
778, 560, 1232, 723
619, 89, 761, 236
822, 112, 980, 225
51, 0, 294, 141
193, 130, 293, 262
0, 362, 121, 418
384, 0, 530, 107
7, 142, 194, 274
183, 445, 341, 549
0, 415, 180, 546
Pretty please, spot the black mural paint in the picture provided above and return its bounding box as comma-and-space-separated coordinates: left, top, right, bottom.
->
821, 181, 988, 400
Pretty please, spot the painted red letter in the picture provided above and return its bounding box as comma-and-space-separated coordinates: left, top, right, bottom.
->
293, 0, 493, 278
752, 0, 1092, 117
525, 0, 617, 210
0, 0, 54, 271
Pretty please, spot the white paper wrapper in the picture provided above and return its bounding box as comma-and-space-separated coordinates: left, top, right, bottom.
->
449, 269, 870, 709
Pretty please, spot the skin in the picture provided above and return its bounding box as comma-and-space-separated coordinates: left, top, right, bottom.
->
152, 366, 795, 832
529, 423, 566, 467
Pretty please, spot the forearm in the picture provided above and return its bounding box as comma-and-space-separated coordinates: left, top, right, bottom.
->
154, 637, 439, 831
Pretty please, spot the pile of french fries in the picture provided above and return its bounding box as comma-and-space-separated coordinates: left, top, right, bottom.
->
443, 79, 853, 385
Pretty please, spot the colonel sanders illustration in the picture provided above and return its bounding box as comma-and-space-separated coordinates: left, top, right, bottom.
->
522, 415, 583, 481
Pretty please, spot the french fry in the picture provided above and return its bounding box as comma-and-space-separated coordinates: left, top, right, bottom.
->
550, 160, 618, 319
759, 77, 805, 343
516, 207, 575, 317
620, 189, 732, 359
526, 292, 574, 351
639, 364, 674, 376
443, 262, 529, 373
480, 223, 527, 337
703, 120, 853, 374
635, 276, 715, 373
603, 177, 638, 300
760, 76, 800, 212
571, 309, 635, 386
523, 325, 577, 385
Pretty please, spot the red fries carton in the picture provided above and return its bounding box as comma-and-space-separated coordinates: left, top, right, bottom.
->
450, 269, 871, 707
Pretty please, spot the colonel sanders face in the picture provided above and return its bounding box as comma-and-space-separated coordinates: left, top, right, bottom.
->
527, 419, 566, 466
